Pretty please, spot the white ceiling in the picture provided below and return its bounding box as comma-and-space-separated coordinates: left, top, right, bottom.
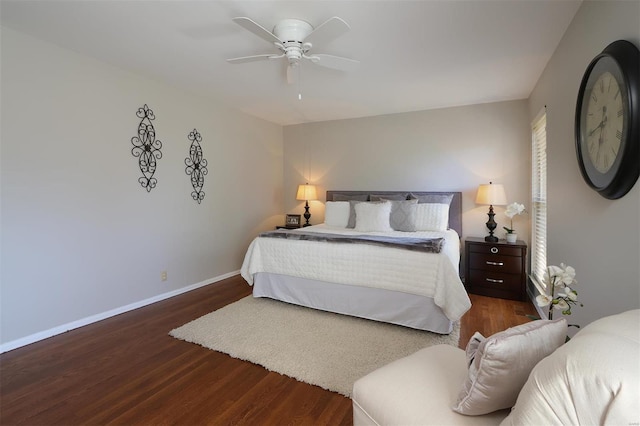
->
1, 0, 581, 126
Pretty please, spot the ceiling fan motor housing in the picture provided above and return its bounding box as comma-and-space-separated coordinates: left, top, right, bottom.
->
272, 19, 313, 42
273, 19, 313, 65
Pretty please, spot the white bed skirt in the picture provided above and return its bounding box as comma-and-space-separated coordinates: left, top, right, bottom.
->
253, 272, 454, 334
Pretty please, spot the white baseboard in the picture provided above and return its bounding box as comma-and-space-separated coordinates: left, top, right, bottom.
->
0, 270, 240, 354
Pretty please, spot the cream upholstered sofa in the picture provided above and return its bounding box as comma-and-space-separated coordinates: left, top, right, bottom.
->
352, 309, 639, 425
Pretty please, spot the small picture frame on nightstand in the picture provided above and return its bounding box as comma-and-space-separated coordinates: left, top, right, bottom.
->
285, 214, 301, 228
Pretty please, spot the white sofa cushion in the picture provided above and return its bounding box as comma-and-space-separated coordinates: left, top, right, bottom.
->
501, 309, 640, 425
452, 318, 567, 415
353, 345, 509, 426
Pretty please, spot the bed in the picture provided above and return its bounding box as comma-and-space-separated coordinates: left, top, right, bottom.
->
240, 191, 471, 334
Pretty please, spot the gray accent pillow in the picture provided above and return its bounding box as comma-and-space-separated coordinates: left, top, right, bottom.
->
382, 198, 418, 231
333, 193, 369, 202
347, 200, 364, 228
370, 193, 408, 201
408, 193, 454, 205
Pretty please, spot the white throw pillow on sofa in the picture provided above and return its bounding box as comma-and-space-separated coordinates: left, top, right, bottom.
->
452, 318, 567, 415
501, 309, 640, 425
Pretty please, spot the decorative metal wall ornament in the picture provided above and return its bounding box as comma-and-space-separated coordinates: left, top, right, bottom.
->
131, 104, 163, 192
184, 128, 208, 204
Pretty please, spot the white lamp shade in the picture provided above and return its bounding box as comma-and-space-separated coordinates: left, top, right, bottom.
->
296, 184, 318, 201
476, 183, 507, 205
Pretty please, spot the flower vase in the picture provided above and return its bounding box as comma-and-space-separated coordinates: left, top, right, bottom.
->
506, 233, 517, 243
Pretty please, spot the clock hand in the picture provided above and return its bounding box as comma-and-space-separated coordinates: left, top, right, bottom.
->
600, 111, 608, 144
596, 108, 607, 163
590, 105, 608, 136
596, 134, 603, 165
589, 120, 605, 136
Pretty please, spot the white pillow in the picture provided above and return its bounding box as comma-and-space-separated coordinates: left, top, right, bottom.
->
414, 203, 450, 231
502, 310, 640, 426
451, 318, 567, 415
324, 201, 350, 228
354, 202, 393, 232
464, 331, 485, 367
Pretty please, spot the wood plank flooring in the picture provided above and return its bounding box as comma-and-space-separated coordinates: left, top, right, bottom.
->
0, 275, 536, 425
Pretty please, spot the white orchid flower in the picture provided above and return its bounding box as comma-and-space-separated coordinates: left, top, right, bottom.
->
536, 293, 553, 307
559, 263, 577, 286
539, 263, 581, 320
553, 299, 569, 311
544, 265, 564, 286
504, 202, 526, 219
565, 290, 578, 301
557, 287, 577, 301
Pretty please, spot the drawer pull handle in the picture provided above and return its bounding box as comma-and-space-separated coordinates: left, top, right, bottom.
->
486, 261, 504, 266
486, 278, 504, 284
490, 247, 498, 254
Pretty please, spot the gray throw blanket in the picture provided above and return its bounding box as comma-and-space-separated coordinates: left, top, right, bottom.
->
259, 230, 444, 253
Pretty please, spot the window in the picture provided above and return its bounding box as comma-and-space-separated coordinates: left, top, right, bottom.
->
531, 110, 547, 290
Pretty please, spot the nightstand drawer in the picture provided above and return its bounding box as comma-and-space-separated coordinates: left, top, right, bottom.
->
468, 253, 522, 274
467, 269, 521, 292
468, 243, 522, 257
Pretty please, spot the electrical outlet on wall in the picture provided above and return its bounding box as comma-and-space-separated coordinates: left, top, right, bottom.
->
161, 271, 167, 281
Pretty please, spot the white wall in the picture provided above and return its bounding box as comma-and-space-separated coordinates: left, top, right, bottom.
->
527, 0, 640, 328
283, 100, 531, 243
0, 28, 283, 348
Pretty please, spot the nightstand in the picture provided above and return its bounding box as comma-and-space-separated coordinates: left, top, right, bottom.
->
464, 237, 527, 301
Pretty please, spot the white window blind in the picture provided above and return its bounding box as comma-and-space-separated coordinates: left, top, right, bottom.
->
531, 111, 547, 290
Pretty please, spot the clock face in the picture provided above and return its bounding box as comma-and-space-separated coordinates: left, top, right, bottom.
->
584, 71, 623, 173
575, 40, 639, 200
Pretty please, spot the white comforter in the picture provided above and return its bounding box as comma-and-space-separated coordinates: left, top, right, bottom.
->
240, 224, 471, 322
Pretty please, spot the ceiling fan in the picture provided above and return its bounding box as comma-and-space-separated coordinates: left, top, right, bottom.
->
226, 16, 359, 84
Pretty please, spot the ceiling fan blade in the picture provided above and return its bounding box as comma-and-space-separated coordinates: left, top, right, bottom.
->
309, 54, 359, 72
232, 17, 281, 45
227, 54, 275, 64
305, 17, 350, 46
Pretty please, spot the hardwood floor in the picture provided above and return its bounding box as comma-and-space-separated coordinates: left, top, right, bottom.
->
0, 275, 536, 425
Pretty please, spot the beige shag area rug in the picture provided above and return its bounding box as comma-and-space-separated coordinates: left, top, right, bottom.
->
170, 296, 459, 397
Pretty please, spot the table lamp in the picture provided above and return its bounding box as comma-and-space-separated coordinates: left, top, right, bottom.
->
296, 184, 318, 227
475, 182, 507, 242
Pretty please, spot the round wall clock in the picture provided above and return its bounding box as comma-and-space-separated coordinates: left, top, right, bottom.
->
575, 40, 639, 199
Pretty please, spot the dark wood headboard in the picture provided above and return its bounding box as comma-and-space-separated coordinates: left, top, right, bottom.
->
326, 191, 462, 236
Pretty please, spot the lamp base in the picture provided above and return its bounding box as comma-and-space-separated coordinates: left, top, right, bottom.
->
303, 200, 311, 227
484, 204, 498, 243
